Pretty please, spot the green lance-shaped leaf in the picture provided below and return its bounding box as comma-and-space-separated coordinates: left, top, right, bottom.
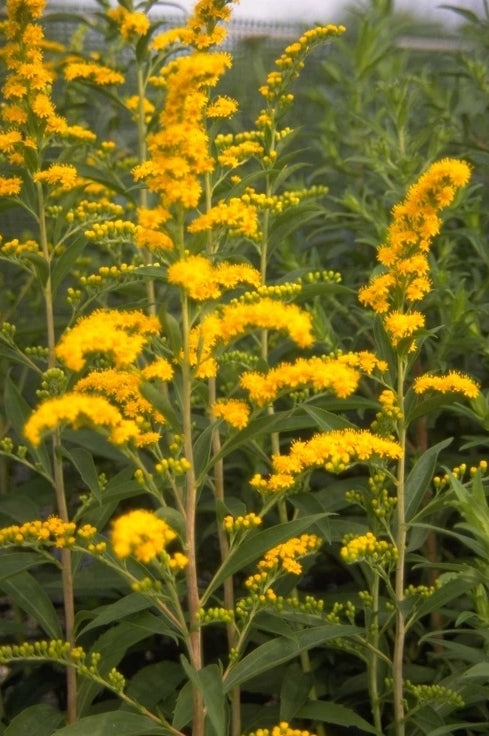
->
4, 704, 64, 736
0, 570, 62, 639
181, 658, 227, 736
53, 712, 171, 736
404, 437, 453, 523
298, 700, 377, 734
223, 624, 358, 691
0, 550, 55, 581
4, 374, 51, 476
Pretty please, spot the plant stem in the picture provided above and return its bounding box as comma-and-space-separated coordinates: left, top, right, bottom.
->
37, 181, 77, 723
181, 290, 204, 736
369, 573, 383, 735
209, 377, 242, 736
393, 356, 407, 736
136, 63, 156, 316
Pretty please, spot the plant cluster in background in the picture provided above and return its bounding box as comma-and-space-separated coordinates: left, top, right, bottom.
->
1, 1, 489, 736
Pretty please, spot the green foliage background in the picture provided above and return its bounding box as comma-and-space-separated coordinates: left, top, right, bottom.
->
2, 1, 489, 735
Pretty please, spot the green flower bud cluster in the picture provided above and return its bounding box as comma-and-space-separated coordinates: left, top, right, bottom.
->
197, 607, 234, 625
289, 388, 311, 403
404, 582, 439, 599
79, 262, 138, 288
36, 368, 67, 400
358, 590, 373, 608
155, 457, 191, 474
66, 287, 82, 306
303, 270, 342, 284
25, 345, 49, 360
107, 667, 126, 692
131, 577, 163, 593
1, 321, 16, 340
405, 681, 464, 708
0, 436, 27, 460
65, 198, 124, 225
325, 601, 356, 624
218, 349, 260, 368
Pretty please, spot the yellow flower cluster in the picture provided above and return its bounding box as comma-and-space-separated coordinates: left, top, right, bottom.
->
340, 532, 398, 565
258, 25, 345, 114
34, 164, 80, 192
189, 298, 314, 378
1, 237, 39, 255
63, 59, 125, 86
75, 368, 165, 442
216, 139, 264, 168
359, 159, 471, 349
211, 399, 251, 429
151, 0, 237, 51
207, 95, 238, 118
0, 175, 22, 196
223, 513, 262, 534
413, 371, 479, 399
257, 534, 322, 575
251, 430, 403, 494
188, 197, 260, 240
0, 516, 97, 549
134, 53, 231, 211
246, 722, 318, 736
24, 392, 141, 446
240, 351, 385, 406
107, 6, 150, 40
111, 509, 185, 566
168, 255, 261, 300
0, 0, 95, 163
55, 309, 160, 371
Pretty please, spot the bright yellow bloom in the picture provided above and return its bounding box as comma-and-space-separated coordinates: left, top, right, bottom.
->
0, 516, 79, 549
189, 298, 314, 378
141, 358, 174, 382
207, 95, 238, 118
413, 371, 479, 399
168, 255, 261, 300
0, 175, 22, 196
257, 534, 322, 575
383, 310, 425, 347
251, 430, 402, 494
75, 369, 165, 424
188, 197, 260, 239
55, 309, 160, 371
212, 399, 251, 429
107, 7, 150, 40
240, 354, 375, 405
63, 60, 125, 86
111, 509, 177, 564
24, 393, 140, 446
34, 164, 79, 191
359, 158, 471, 349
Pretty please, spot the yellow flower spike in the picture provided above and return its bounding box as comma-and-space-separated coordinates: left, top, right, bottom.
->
211, 399, 251, 429
413, 371, 480, 399
24, 392, 141, 447
55, 309, 160, 372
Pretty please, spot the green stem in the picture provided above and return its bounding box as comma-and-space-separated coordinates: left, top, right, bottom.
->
136, 63, 156, 316
181, 290, 204, 736
393, 356, 408, 736
369, 573, 383, 736
209, 377, 241, 736
37, 180, 77, 723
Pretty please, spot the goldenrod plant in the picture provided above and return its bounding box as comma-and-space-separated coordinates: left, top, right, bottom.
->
0, 1, 488, 735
